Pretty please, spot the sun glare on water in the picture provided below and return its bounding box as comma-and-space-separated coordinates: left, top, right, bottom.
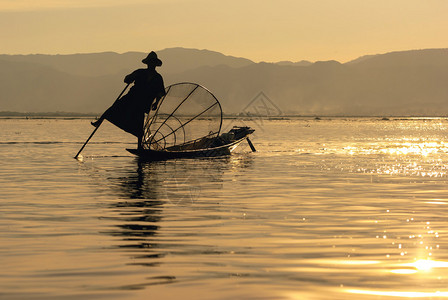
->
380, 141, 447, 157
410, 259, 448, 271
347, 289, 448, 297
389, 259, 448, 274
346, 259, 448, 298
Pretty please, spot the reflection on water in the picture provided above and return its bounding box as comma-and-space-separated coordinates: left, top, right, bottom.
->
85, 157, 250, 291
4, 118, 448, 299
106, 163, 164, 266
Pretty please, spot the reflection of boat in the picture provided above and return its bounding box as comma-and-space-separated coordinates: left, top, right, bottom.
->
126, 83, 256, 161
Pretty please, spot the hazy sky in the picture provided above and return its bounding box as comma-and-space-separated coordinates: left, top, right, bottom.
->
0, 0, 446, 62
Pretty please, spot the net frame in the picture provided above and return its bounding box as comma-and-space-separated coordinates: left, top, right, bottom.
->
142, 82, 223, 151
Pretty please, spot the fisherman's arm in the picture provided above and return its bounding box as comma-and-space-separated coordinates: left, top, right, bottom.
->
151, 92, 164, 110
151, 75, 166, 110
124, 71, 137, 84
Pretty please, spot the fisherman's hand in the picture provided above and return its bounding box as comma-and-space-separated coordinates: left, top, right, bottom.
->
124, 74, 133, 84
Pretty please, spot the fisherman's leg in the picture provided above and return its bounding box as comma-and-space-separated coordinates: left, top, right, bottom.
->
91, 105, 114, 127
91, 107, 113, 127
137, 135, 143, 150
91, 95, 128, 128
137, 112, 145, 150
91, 116, 104, 127
137, 128, 144, 150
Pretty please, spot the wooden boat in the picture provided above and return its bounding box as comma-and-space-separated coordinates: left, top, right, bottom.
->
126, 83, 255, 161
127, 126, 254, 160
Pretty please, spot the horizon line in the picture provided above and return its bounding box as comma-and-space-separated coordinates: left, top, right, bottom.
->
1, 46, 447, 64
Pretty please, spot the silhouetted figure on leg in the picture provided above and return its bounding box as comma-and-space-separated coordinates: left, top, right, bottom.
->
91, 51, 165, 149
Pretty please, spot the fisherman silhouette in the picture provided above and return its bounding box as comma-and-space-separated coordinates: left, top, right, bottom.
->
91, 51, 165, 149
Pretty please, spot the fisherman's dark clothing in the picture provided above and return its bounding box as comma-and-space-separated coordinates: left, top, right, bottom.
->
124, 68, 165, 113
102, 68, 165, 139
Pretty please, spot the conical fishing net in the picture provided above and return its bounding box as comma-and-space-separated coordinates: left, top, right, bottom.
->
142, 83, 223, 151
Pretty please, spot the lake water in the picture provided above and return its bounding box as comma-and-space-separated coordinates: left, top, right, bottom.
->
2, 117, 448, 299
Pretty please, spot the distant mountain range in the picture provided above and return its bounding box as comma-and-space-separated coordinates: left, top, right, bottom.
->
0, 47, 447, 116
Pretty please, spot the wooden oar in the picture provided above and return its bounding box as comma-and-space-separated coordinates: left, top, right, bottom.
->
74, 125, 100, 159
74, 84, 129, 159
246, 137, 256, 152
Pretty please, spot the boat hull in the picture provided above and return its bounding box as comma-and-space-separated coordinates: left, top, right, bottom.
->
127, 137, 247, 161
